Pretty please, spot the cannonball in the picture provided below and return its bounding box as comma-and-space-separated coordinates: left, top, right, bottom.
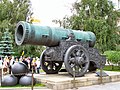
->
11, 62, 28, 76
19, 75, 36, 86
1, 75, 18, 86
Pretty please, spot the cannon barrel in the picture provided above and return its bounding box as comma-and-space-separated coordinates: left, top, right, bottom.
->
15, 21, 96, 47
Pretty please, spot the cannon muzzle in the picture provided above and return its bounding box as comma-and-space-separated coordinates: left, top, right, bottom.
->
15, 21, 96, 47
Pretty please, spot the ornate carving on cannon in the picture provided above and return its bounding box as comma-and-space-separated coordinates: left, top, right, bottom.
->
15, 21, 106, 77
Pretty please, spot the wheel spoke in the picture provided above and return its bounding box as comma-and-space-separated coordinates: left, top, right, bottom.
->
81, 67, 85, 72
53, 62, 60, 70
79, 64, 83, 69
74, 65, 81, 74
64, 45, 89, 77
51, 62, 54, 69
76, 50, 81, 56
81, 53, 85, 57
70, 58, 75, 61
46, 62, 50, 68
82, 60, 88, 65
70, 63, 75, 68
75, 66, 79, 71
53, 63, 57, 68
41, 50, 63, 74
71, 52, 76, 57
69, 58, 75, 63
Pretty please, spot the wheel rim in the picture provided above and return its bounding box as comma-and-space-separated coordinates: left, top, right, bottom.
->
40, 50, 63, 74
64, 45, 89, 77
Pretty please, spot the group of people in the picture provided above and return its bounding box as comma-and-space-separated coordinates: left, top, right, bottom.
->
0, 56, 41, 74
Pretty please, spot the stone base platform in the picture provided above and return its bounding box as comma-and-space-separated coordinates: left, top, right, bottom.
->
34, 71, 120, 90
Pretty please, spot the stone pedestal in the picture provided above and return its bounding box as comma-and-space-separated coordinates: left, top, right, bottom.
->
35, 71, 120, 90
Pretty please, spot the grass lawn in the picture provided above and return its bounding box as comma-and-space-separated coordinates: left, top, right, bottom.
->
103, 65, 120, 72
0, 83, 45, 88
0, 69, 46, 88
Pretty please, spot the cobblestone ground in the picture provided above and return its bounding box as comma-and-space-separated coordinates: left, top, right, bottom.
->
66, 81, 120, 90
0, 87, 52, 90
0, 81, 120, 90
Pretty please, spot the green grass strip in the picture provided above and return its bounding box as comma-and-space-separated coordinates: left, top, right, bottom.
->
0, 83, 45, 88
103, 65, 120, 72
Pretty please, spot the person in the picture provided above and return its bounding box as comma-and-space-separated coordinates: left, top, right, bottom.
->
26, 57, 30, 70
22, 56, 28, 67
19, 56, 23, 62
35, 57, 41, 74
8, 56, 14, 74
29, 57, 33, 72
15, 57, 19, 63
0, 57, 3, 69
0, 56, 3, 82
3, 56, 9, 74
31, 58, 36, 73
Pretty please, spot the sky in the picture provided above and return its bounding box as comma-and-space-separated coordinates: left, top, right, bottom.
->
30, 0, 76, 26
110, 0, 119, 9
30, 0, 119, 26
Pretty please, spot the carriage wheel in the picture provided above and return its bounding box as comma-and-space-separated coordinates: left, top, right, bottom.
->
64, 45, 89, 77
40, 50, 63, 74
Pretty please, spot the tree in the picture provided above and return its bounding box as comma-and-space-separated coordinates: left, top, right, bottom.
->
0, 0, 32, 34
0, 0, 45, 57
0, 0, 34, 56
62, 0, 120, 52
0, 29, 14, 57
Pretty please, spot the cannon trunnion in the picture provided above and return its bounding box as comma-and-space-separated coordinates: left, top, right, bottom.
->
15, 21, 106, 77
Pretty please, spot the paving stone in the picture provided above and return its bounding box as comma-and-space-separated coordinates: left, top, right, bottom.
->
34, 71, 120, 90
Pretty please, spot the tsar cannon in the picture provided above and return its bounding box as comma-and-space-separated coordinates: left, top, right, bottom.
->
15, 21, 106, 77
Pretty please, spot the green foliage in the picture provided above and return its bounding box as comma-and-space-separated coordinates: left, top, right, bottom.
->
0, 0, 44, 57
0, 29, 14, 56
1, 83, 45, 88
0, 0, 32, 42
14, 45, 45, 57
104, 65, 120, 71
62, 0, 120, 52
0, 0, 32, 33
104, 51, 120, 64
116, 45, 120, 51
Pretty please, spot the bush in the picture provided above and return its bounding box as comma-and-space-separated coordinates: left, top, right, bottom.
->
104, 51, 120, 65
104, 65, 120, 71
116, 45, 120, 51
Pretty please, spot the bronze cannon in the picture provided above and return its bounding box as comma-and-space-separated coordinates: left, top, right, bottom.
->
15, 21, 106, 77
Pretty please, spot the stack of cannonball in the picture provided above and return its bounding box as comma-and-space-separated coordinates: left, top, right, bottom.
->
1, 62, 36, 86
1, 75, 18, 86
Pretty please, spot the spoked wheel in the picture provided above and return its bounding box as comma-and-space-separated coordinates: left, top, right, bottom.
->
40, 50, 63, 74
64, 45, 89, 77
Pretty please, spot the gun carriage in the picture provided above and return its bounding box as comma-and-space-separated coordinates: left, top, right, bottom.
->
15, 21, 106, 77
